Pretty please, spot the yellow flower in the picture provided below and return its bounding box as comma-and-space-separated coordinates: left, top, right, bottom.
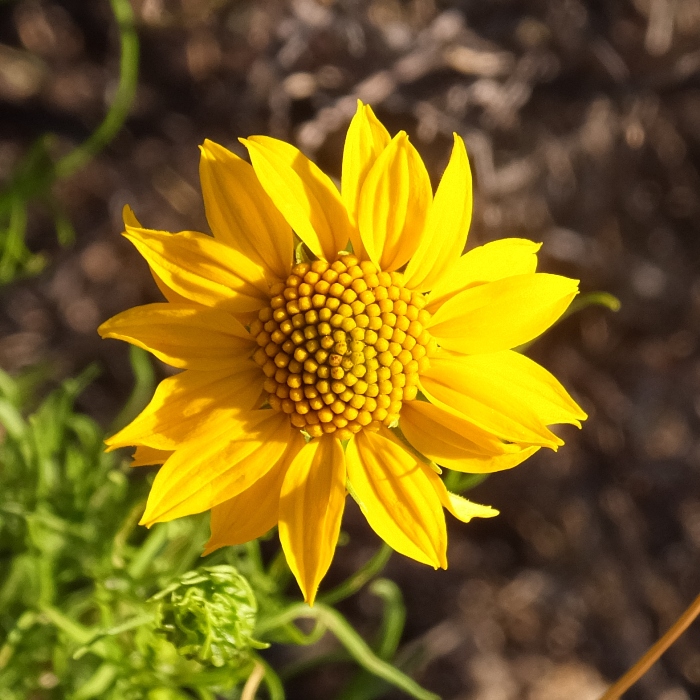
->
99, 102, 586, 604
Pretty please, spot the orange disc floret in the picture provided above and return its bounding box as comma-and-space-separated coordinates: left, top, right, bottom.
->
250, 254, 434, 440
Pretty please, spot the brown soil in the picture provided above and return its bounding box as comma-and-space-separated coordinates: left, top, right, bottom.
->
2, 1, 700, 698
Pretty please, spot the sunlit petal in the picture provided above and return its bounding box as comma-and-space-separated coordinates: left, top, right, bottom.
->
347, 428, 447, 568
420, 353, 565, 449
204, 432, 305, 554
357, 132, 431, 271
427, 238, 541, 312
98, 303, 255, 370
279, 436, 346, 605
122, 206, 191, 305
428, 273, 579, 354
404, 133, 472, 292
123, 223, 269, 314
400, 400, 540, 473
342, 100, 391, 257
107, 364, 263, 451
443, 350, 587, 426
131, 445, 172, 467
243, 135, 352, 261
427, 472, 499, 523
199, 140, 293, 281
141, 409, 291, 526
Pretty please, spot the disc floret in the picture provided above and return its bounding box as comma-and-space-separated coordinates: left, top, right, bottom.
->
250, 254, 435, 440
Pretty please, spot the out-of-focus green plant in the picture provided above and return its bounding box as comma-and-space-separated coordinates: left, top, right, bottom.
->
152, 565, 267, 668
0, 0, 139, 284
0, 364, 260, 699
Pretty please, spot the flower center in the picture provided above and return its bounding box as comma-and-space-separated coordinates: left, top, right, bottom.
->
250, 254, 434, 441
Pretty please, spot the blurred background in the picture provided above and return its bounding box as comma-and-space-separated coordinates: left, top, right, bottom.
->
1, 0, 700, 698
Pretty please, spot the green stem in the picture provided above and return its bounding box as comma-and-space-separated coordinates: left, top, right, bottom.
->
55, 0, 139, 179
516, 290, 620, 353
443, 472, 488, 494
40, 605, 94, 645
0, 611, 38, 670
320, 543, 392, 606
280, 649, 350, 680
257, 656, 286, 700
0, 198, 29, 284
336, 579, 406, 700
369, 579, 405, 660
259, 603, 439, 700
109, 347, 155, 433
564, 291, 621, 318
127, 524, 169, 580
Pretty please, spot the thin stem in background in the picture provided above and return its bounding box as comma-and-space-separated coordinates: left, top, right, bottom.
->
320, 543, 392, 606
257, 603, 438, 700
257, 657, 286, 700
55, 0, 139, 179
600, 590, 700, 700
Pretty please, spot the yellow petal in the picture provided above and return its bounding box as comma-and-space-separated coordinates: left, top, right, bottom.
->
123, 224, 269, 315
404, 134, 472, 292
106, 365, 263, 451
428, 273, 579, 354
427, 472, 499, 523
122, 206, 190, 305
420, 353, 565, 448
98, 303, 255, 371
400, 400, 540, 473
448, 350, 587, 427
341, 101, 390, 257
243, 136, 352, 261
204, 432, 305, 554
357, 132, 431, 271
131, 445, 172, 467
141, 409, 291, 525
278, 435, 346, 605
427, 238, 541, 311
199, 140, 293, 281
346, 428, 447, 569
151, 269, 191, 305
122, 203, 140, 229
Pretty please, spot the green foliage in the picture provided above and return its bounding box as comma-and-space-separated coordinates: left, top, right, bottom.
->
0, 137, 61, 283
152, 565, 268, 667
0, 0, 139, 286
0, 369, 266, 699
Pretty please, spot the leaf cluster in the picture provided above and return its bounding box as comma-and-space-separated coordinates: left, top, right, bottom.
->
0, 368, 276, 699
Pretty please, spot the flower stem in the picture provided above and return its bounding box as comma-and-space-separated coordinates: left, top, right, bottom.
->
600, 590, 700, 699
320, 543, 392, 606
55, 0, 139, 179
258, 603, 439, 700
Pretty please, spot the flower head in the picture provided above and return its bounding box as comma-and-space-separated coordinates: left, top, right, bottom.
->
99, 102, 586, 604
